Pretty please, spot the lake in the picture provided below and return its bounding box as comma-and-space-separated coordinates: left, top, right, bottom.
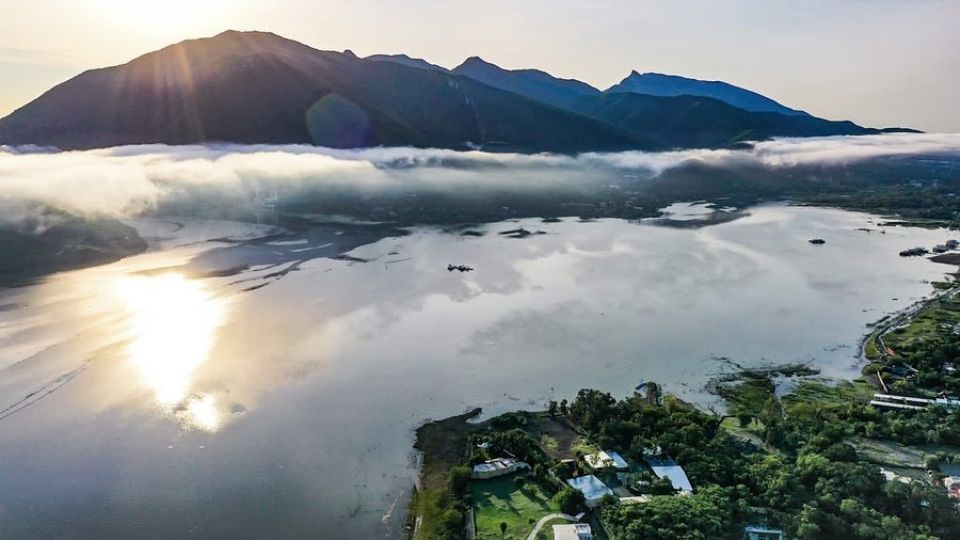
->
0, 204, 955, 538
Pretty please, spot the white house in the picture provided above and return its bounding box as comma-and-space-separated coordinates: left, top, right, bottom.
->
471, 458, 528, 479
583, 450, 629, 470
552, 523, 593, 540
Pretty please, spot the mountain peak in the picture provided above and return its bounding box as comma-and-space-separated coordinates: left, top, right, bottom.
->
452, 57, 600, 110
0, 30, 881, 152
608, 71, 806, 116
458, 56, 496, 69
0, 31, 642, 152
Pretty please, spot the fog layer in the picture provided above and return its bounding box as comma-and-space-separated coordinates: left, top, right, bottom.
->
1, 133, 959, 220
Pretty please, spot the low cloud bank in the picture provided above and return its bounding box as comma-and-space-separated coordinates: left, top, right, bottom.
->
1, 133, 959, 220
587, 132, 960, 172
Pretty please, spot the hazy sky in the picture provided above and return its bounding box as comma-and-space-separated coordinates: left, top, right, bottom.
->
1, 0, 957, 131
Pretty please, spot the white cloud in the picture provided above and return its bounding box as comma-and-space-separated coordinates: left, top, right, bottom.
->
1, 133, 959, 220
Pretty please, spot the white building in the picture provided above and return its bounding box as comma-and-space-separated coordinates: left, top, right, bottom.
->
880, 468, 912, 484
552, 523, 593, 540
471, 458, 529, 479
583, 450, 629, 470
943, 476, 960, 499
744, 525, 785, 540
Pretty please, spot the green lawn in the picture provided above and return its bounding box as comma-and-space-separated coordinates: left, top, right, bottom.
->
472, 474, 556, 540
534, 517, 573, 540
885, 299, 960, 352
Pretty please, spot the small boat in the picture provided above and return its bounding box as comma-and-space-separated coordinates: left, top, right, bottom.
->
808, 238, 826, 245
899, 247, 928, 257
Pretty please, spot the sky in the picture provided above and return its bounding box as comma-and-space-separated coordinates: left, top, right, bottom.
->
0, 0, 957, 132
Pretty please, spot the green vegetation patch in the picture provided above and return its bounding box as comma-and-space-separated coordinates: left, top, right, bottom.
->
409, 408, 481, 540
533, 517, 573, 540
884, 298, 960, 353
471, 474, 556, 540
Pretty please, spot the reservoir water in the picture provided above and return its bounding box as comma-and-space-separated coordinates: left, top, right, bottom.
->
0, 204, 955, 538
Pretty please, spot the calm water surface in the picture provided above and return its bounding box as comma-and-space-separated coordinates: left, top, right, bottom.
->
0, 204, 955, 538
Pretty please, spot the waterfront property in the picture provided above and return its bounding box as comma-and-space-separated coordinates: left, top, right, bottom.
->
472, 457, 529, 479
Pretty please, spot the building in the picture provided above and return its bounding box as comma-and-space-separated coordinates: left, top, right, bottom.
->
583, 450, 629, 470
645, 456, 693, 493
943, 476, 960, 499
880, 468, 912, 484
619, 495, 652, 505
566, 475, 614, 508
552, 523, 593, 540
744, 525, 785, 540
471, 458, 529, 479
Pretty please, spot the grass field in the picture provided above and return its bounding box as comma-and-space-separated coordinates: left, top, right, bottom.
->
884, 298, 960, 352
472, 474, 556, 540
783, 378, 875, 405
533, 517, 574, 540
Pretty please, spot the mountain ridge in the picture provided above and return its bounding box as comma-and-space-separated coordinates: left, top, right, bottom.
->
451, 56, 601, 110
0, 31, 648, 152
607, 70, 807, 116
0, 30, 909, 152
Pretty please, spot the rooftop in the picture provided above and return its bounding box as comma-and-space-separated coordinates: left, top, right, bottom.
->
645, 456, 693, 492
566, 475, 614, 502
552, 523, 593, 540
583, 450, 629, 470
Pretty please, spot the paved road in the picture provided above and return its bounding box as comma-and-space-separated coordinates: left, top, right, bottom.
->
526, 513, 577, 540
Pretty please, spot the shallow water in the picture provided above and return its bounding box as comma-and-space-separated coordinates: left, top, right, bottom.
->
0, 205, 955, 538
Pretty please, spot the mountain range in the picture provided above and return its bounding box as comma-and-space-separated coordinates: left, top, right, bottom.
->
0, 30, 912, 153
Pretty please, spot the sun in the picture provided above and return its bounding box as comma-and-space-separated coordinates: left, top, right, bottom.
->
98, 0, 225, 29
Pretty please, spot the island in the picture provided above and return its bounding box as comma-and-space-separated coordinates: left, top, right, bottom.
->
0, 206, 147, 286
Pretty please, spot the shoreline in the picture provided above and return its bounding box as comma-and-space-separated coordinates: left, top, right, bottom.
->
403, 214, 960, 540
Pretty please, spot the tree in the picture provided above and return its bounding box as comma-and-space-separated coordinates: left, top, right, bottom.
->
569, 389, 616, 433
559, 399, 568, 416
448, 465, 472, 496
601, 486, 735, 540
650, 477, 675, 496
513, 475, 526, 490
499, 521, 507, 538
548, 400, 558, 416
553, 486, 585, 514
434, 508, 464, 540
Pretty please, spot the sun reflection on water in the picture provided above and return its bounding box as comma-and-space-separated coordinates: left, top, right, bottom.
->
114, 273, 228, 431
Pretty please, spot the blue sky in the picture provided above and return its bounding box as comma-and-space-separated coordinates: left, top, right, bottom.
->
1, 0, 957, 131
